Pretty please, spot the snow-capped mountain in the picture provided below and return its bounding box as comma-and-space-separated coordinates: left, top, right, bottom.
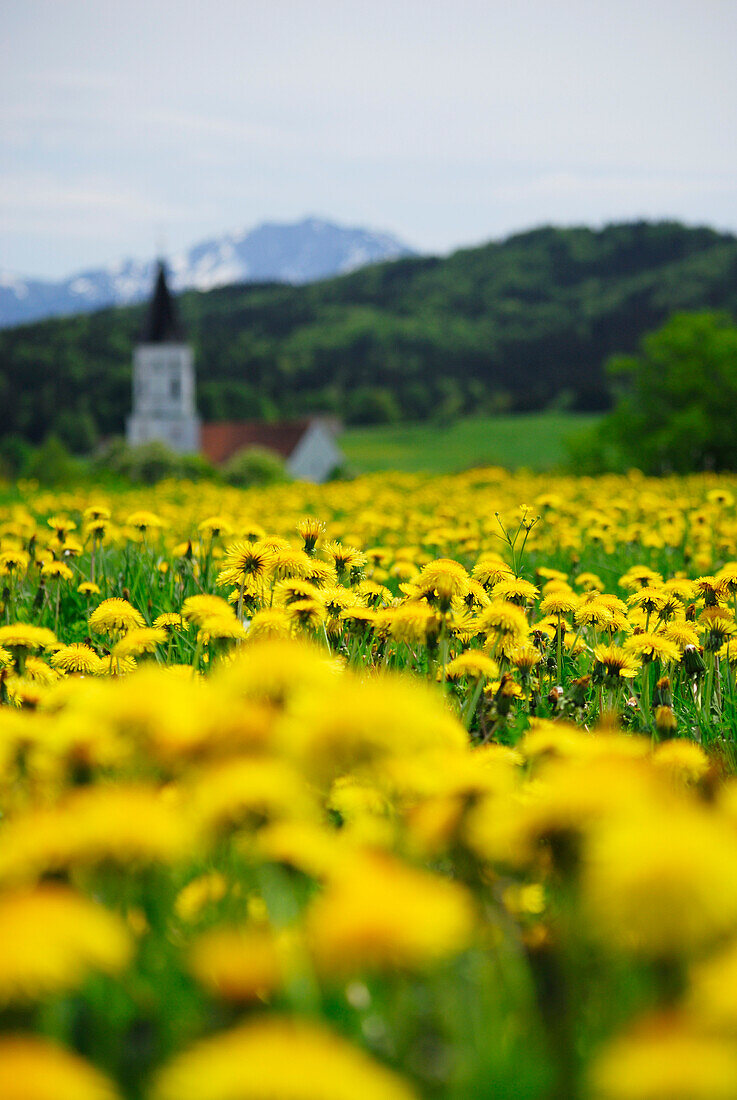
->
0, 217, 414, 329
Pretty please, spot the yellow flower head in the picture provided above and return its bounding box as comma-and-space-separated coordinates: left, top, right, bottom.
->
0, 624, 56, 653
50, 644, 104, 676
0, 549, 29, 577
77, 581, 101, 597
0, 1035, 120, 1100
476, 600, 529, 639
198, 515, 234, 538
296, 516, 325, 553
182, 594, 234, 627
307, 852, 474, 975
111, 627, 167, 659
445, 650, 500, 682
151, 1016, 417, 1100
492, 577, 540, 605
88, 598, 144, 637
40, 560, 73, 582
540, 591, 579, 616
589, 1014, 737, 1100
624, 632, 680, 664
0, 884, 131, 1002
218, 539, 274, 585
126, 510, 165, 533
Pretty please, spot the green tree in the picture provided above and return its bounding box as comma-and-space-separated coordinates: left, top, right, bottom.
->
25, 434, 81, 485
346, 387, 401, 425
590, 311, 737, 473
221, 446, 288, 487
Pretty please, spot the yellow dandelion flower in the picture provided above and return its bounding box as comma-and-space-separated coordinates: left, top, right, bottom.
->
153, 612, 184, 631
540, 591, 579, 616
0, 884, 131, 1002
46, 515, 77, 537
588, 1015, 737, 1100
472, 557, 514, 589
416, 558, 470, 605
151, 1016, 417, 1100
0, 783, 193, 882
574, 600, 614, 629
191, 756, 317, 839
217, 540, 274, 585
285, 598, 325, 631
688, 938, 737, 1032
583, 804, 737, 955
0, 549, 29, 576
627, 587, 667, 614
83, 504, 111, 522
198, 515, 234, 538
111, 627, 167, 659
50, 644, 104, 675
126, 510, 165, 532
5, 675, 48, 709
652, 740, 709, 784
593, 644, 640, 680
88, 598, 144, 637
189, 924, 290, 1001
307, 852, 474, 975
40, 560, 73, 581
296, 516, 325, 554
0, 1035, 120, 1100
273, 579, 323, 606
445, 651, 500, 682
246, 608, 292, 641
0, 624, 56, 653
22, 656, 59, 685
174, 871, 228, 922
322, 541, 367, 577
619, 566, 663, 591
277, 672, 466, 783
574, 571, 604, 591
624, 633, 680, 664
492, 577, 540, 605
270, 547, 313, 582
182, 594, 234, 627
77, 581, 101, 597
197, 614, 248, 644
508, 643, 542, 672
386, 603, 441, 646
302, 557, 337, 588
475, 600, 529, 638
661, 621, 701, 653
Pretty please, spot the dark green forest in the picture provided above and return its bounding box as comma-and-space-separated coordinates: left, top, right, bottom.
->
2, 220, 737, 447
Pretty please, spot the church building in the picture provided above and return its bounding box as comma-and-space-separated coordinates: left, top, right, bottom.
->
126, 261, 201, 453
127, 262, 344, 482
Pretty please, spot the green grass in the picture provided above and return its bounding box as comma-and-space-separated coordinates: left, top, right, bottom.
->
340, 412, 601, 474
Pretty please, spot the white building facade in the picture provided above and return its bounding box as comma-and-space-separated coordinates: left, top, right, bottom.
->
126, 262, 200, 454
286, 420, 344, 481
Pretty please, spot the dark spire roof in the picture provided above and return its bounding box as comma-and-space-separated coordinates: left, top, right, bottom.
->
140, 260, 185, 343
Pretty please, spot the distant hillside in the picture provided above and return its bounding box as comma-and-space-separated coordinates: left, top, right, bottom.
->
0, 217, 413, 328
1, 220, 736, 448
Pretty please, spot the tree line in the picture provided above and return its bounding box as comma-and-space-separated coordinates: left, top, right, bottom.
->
1, 220, 736, 451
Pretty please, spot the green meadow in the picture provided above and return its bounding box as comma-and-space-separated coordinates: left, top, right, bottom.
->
340, 411, 601, 474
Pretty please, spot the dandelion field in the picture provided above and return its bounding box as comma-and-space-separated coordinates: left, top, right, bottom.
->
4, 468, 737, 1099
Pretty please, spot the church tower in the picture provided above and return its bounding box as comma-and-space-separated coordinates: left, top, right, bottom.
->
126, 261, 200, 453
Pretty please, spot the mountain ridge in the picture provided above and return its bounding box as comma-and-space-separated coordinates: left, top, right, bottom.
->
0, 217, 414, 329
1, 219, 736, 448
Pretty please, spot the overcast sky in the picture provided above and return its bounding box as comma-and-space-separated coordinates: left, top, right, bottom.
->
2, 0, 737, 278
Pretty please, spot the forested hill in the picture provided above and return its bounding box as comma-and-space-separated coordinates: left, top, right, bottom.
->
2, 220, 737, 447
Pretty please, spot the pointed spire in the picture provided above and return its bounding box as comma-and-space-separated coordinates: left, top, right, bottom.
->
140, 260, 184, 343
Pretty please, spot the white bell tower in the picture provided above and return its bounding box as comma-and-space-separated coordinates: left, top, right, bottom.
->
126, 260, 200, 453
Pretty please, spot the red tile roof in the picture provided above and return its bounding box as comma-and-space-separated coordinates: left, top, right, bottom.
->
201, 420, 314, 465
